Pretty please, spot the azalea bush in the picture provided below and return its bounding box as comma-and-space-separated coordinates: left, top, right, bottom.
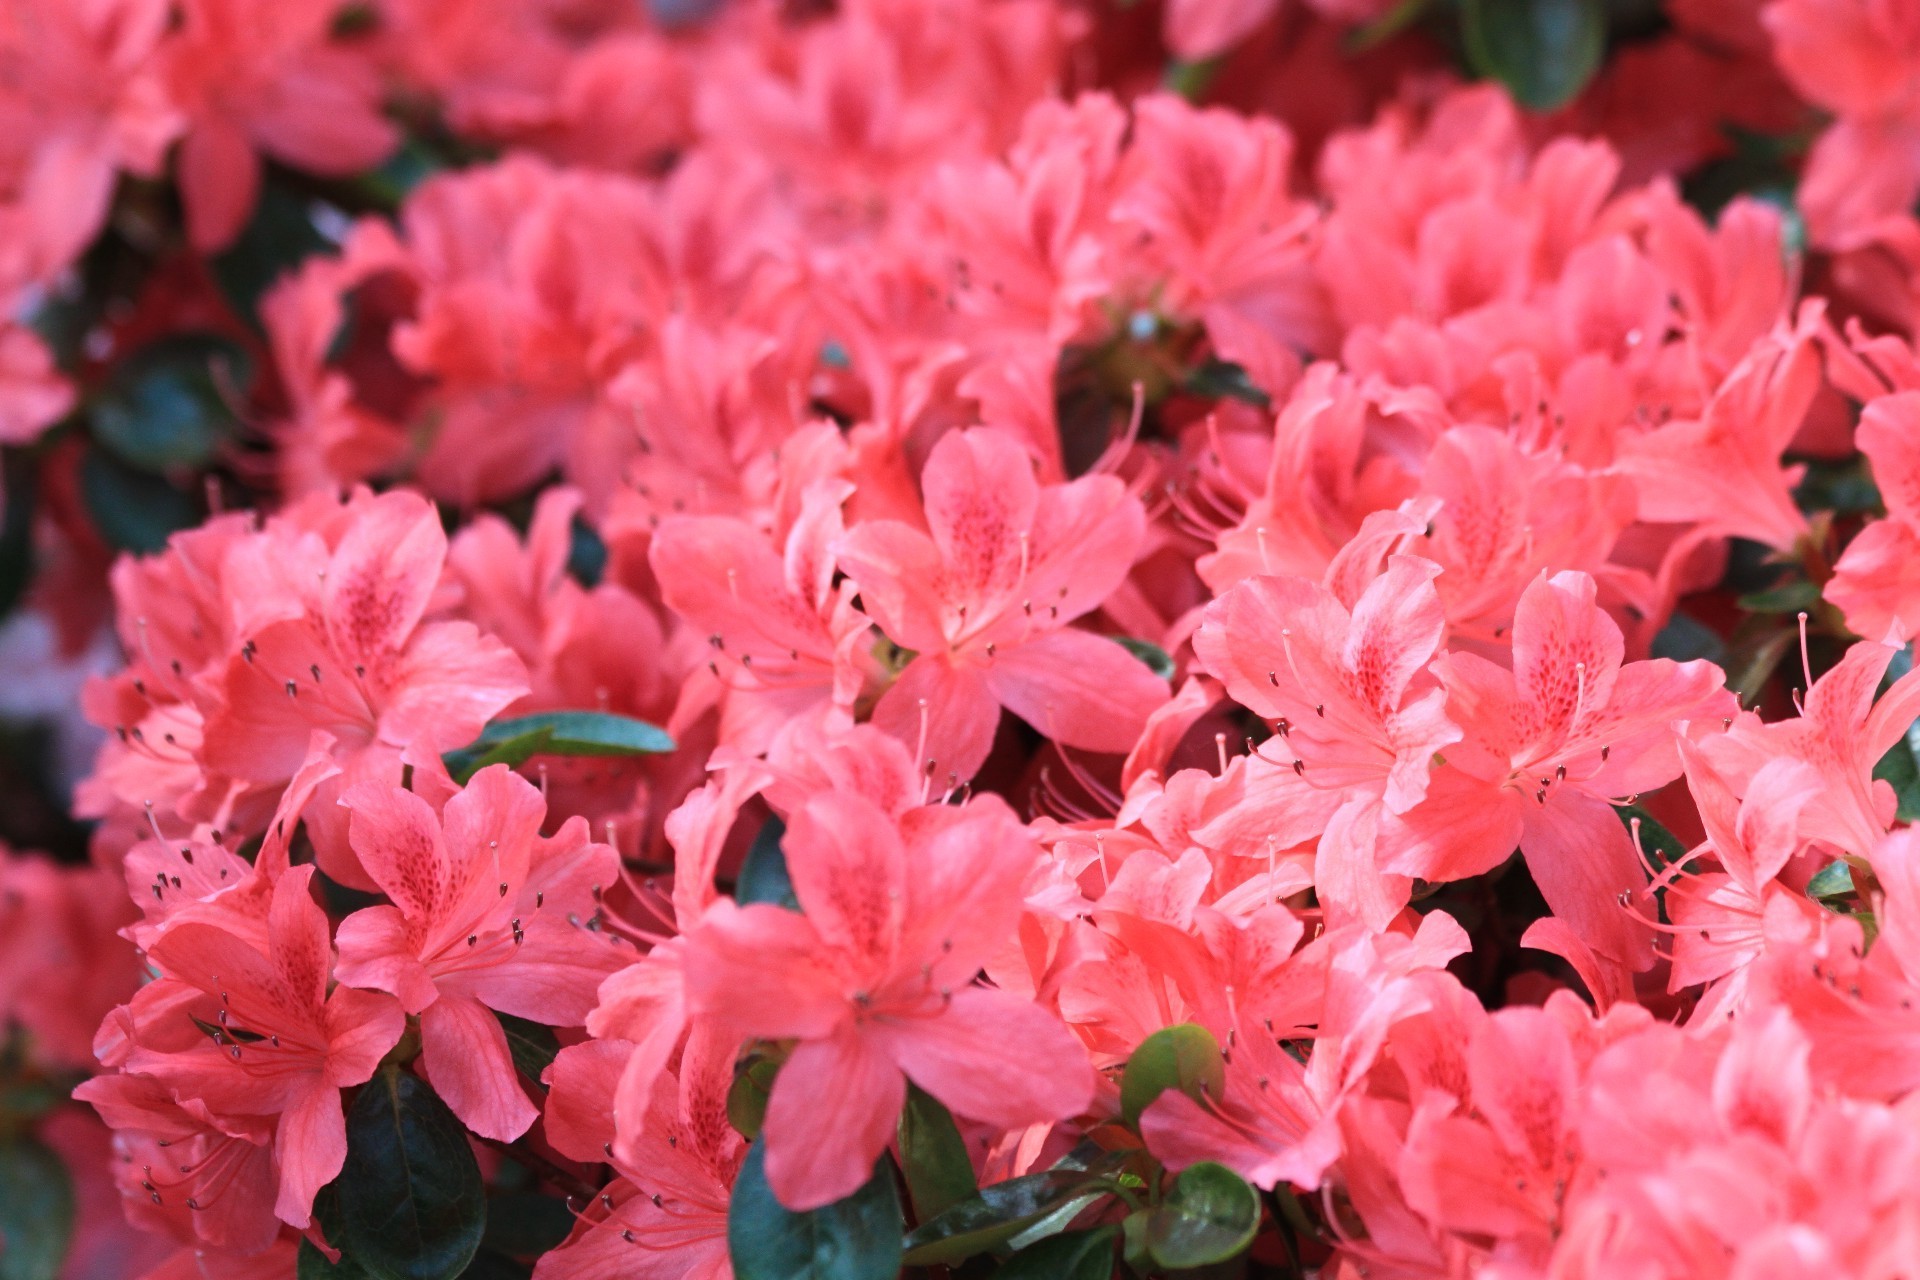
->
6, 1, 1920, 1278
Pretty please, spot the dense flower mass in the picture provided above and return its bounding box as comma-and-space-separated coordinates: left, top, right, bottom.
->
4, 2, 1920, 1279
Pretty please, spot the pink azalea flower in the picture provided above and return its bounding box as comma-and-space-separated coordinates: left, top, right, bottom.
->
835, 427, 1169, 783
1384, 569, 1733, 969
333, 765, 627, 1140
199, 490, 529, 887
682, 788, 1094, 1209
1195, 550, 1459, 927
118, 867, 404, 1229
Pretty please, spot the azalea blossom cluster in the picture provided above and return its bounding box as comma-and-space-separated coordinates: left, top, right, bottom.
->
3, 0, 1920, 1279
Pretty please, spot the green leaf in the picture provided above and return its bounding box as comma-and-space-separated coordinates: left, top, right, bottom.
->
1111, 637, 1176, 682
736, 816, 800, 911
1615, 805, 1686, 871
1143, 1162, 1260, 1270
1650, 612, 1727, 667
995, 1224, 1119, 1279
79, 448, 200, 554
1120, 1023, 1225, 1127
902, 1170, 1103, 1266
479, 1195, 574, 1258
1161, 57, 1222, 101
1794, 454, 1883, 518
1183, 358, 1271, 409
1736, 578, 1823, 615
0, 1139, 73, 1280
1807, 860, 1857, 901
1460, 0, 1606, 112
493, 1013, 559, 1092
898, 1084, 978, 1223
89, 334, 251, 473
726, 1051, 780, 1141
443, 711, 674, 783
1873, 707, 1920, 823
210, 182, 334, 322
338, 1067, 487, 1280
566, 517, 607, 588
727, 1141, 902, 1280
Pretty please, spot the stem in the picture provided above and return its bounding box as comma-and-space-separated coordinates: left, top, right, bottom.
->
473, 1134, 601, 1205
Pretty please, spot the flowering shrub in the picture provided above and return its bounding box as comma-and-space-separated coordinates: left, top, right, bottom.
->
4, 2, 1920, 1279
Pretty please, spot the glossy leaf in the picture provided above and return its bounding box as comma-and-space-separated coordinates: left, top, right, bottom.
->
493, 1013, 558, 1092
1807, 860, 1857, 901
1736, 578, 1823, 615
338, 1067, 486, 1280
89, 334, 251, 473
1143, 1161, 1260, 1269
1120, 1023, 1225, 1127
0, 1139, 73, 1280
897, 1084, 979, 1223
80, 448, 201, 554
443, 712, 673, 783
995, 1224, 1119, 1279
727, 1141, 902, 1280
1461, 0, 1606, 111
1112, 637, 1176, 681
735, 816, 800, 911
479, 1194, 574, 1258
901, 1169, 1102, 1266
727, 1051, 781, 1141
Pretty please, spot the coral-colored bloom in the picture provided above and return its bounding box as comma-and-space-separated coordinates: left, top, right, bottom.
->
200, 490, 528, 886
333, 765, 627, 1139
118, 867, 404, 1228
683, 788, 1093, 1209
1387, 570, 1733, 968
836, 427, 1169, 783
1195, 551, 1458, 927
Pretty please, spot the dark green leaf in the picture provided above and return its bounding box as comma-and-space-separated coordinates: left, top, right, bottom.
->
356, 139, 444, 208
1460, 0, 1606, 111
1184, 359, 1271, 409
79, 448, 200, 554
566, 517, 607, 587
995, 1224, 1119, 1280
898, 1084, 978, 1223
90, 334, 252, 473
338, 1067, 486, 1280
1794, 454, 1883, 517
1111, 637, 1176, 682
210, 182, 335, 322
736, 816, 800, 911
443, 712, 674, 783
1650, 612, 1726, 667
1874, 710, 1920, 823
455, 1251, 529, 1280
902, 1170, 1103, 1266
1736, 578, 1823, 615
493, 1013, 559, 1092
1807, 860, 1857, 901
0, 1139, 72, 1280
480, 1195, 574, 1258
1120, 1023, 1225, 1127
727, 1141, 902, 1280
1143, 1162, 1260, 1269
1615, 805, 1686, 872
